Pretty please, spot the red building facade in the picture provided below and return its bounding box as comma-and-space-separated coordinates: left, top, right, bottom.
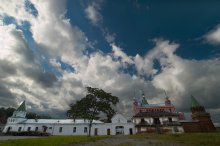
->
180, 96, 216, 132
132, 93, 184, 134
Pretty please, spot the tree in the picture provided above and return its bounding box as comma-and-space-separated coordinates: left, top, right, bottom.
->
26, 112, 52, 119
67, 87, 119, 136
0, 107, 15, 124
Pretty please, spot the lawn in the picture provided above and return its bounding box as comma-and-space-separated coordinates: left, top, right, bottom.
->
0, 135, 108, 146
132, 133, 220, 146
0, 133, 220, 146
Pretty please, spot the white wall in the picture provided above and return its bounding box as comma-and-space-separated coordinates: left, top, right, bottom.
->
3, 117, 135, 136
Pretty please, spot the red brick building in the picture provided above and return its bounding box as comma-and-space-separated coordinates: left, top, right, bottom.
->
180, 96, 216, 132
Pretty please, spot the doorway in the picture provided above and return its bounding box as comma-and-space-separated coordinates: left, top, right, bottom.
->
42, 126, 48, 132
6, 127, 11, 133
107, 129, 110, 135
94, 128, 98, 135
129, 128, 133, 135
115, 126, 124, 135
153, 118, 161, 125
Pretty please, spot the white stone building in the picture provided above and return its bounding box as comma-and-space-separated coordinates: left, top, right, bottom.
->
3, 101, 135, 136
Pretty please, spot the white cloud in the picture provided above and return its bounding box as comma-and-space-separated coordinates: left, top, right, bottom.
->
1, 0, 220, 122
205, 24, 220, 45
0, 0, 34, 24
111, 44, 134, 64
84, 1, 103, 26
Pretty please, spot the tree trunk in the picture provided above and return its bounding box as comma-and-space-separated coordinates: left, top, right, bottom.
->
88, 120, 93, 136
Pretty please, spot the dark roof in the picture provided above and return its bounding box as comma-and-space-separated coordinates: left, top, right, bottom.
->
133, 111, 179, 118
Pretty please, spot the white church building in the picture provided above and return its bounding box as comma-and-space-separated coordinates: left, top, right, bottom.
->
3, 101, 135, 136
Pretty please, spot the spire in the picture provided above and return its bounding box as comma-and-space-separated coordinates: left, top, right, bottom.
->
141, 91, 148, 106
191, 96, 200, 107
16, 101, 26, 112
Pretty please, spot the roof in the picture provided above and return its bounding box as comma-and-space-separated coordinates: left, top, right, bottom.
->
191, 96, 201, 107
141, 103, 166, 107
141, 97, 148, 106
133, 111, 179, 118
16, 101, 26, 112
20, 119, 103, 124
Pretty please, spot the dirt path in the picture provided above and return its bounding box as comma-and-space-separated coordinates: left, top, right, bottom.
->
70, 135, 183, 146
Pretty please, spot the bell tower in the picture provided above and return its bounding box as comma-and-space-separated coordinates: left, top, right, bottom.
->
7, 101, 27, 124
190, 96, 215, 132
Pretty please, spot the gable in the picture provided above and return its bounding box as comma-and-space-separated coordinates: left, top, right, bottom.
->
111, 114, 127, 123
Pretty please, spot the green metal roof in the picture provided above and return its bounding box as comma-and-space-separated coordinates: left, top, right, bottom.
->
141, 97, 148, 106
191, 96, 200, 107
16, 101, 26, 111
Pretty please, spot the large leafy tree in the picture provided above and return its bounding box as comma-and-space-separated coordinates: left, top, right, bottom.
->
67, 87, 119, 136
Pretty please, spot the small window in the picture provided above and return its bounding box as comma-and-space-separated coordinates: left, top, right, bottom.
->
84, 127, 87, 133
168, 117, 172, 122
27, 127, 31, 132
18, 127, 22, 132
49, 127, 52, 130
35, 127, 38, 132
73, 127, 76, 133
174, 126, 179, 132
59, 127, 62, 133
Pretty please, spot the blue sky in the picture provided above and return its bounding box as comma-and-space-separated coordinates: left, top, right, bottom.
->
0, 0, 220, 121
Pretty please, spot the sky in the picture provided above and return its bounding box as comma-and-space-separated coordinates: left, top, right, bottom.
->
0, 0, 220, 122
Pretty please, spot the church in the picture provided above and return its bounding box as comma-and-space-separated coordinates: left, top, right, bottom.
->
132, 93, 184, 134
2, 101, 134, 136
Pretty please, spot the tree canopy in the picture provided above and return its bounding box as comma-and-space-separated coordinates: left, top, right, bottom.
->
67, 87, 119, 136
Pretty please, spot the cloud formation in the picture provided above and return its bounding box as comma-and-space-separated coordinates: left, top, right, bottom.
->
0, 0, 220, 122
84, 0, 103, 26
205, 24, 220, 45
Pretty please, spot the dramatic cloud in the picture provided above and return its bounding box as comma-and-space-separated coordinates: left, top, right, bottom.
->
0, 0, 220, 122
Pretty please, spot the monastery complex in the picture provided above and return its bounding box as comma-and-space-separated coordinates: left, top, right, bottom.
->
2, 93, 216, 135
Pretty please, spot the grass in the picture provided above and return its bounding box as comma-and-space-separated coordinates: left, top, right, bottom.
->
0, 135, 109, 146
131, 133, 220, 146
0, 133, 220, 146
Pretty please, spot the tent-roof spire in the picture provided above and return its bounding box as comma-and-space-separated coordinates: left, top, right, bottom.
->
16, 101, 26, 112
191, 96, 200, 107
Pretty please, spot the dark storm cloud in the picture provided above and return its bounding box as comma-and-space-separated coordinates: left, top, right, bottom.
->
10, 29, 35, 63
24, 68, 58, 88
0, 84, 16, 107
0, 60, 17, 78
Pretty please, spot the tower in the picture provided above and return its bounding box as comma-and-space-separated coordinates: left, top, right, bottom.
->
12, 101, 26, 118
7, 101, 27, 124
133, 98, 139, 114
190, 96, 215, 132
140, 91, 148, 107
165, 97, 171, 106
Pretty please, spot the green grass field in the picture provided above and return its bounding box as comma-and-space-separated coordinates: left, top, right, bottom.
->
132, 133, 220, 146
0, 135, 108, 146
0, 133, 220, 146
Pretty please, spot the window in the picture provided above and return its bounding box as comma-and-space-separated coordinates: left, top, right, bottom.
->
18, 127, 22, 132
168, 117, 172, 122
84, 127, 87, 133
73, 127, 76, 133
173, 126, 179, 132
35, 127, 38, 132
27, 127, 31, 132
59, 127, 62, 133
49, 127, 52, 130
